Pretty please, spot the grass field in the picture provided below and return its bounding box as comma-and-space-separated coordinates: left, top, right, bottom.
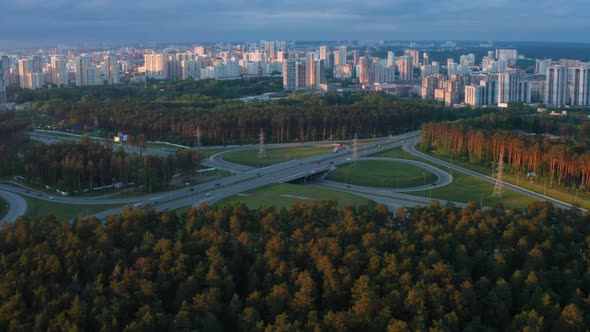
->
370, 147, 537, 209
24, 197, 121, 221
325, 160, 437, 188
414, 147, 590, 210
222, 146, 334, 167
215, 183, 372, 209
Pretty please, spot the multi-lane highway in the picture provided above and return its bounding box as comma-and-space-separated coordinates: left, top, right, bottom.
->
1, 129, 583, 223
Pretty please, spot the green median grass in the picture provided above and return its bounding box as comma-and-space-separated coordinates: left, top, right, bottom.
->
325, 160, 437, 188
215, 183, 372, 209
24, 196, 121, 222
222, 146, 334, 167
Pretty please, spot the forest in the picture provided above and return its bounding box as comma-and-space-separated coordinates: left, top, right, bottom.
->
22, 138, 203, 194
420, 111, 590, 190
0, 112, 29, 176
0, 200, 589, 331
31, 91, 492, 146
8, 77, 284, 103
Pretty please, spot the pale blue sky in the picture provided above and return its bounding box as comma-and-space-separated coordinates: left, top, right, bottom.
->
1, 0, 588, 47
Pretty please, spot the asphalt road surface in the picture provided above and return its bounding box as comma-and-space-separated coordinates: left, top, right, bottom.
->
0, 189, 28, 223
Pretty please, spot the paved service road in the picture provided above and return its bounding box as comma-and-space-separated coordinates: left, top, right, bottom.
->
0, 189, 27, 223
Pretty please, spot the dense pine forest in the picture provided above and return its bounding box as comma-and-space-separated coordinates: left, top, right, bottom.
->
22, 138, 203, 194
21, 79, 494, 145
0, 112, 29, 175
421, 111, 590, 190
0, 201, 589, 331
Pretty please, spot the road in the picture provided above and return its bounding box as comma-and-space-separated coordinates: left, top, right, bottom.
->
0, 189, 28, 223
89, 132, 422, 219
402, 138, 584, 212
7, 128, 582, 222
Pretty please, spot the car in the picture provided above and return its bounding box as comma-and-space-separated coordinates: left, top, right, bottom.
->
215, 183, 220, 186
48, 196, 54, 200
432, 183, 436, 186
206, 193, 211, 196
25, 190, 30, 193
162, 208, 169, 212
153, 200, 159, 204
133, 203, 142, 208
346, 185, 351, 188
329, 161, 334, 164
36, 193, 42, 196
189, 188, 194, 191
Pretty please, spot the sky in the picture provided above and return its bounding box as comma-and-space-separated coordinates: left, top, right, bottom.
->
1, 0, 589, 48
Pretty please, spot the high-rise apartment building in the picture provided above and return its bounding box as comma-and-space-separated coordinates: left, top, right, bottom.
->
18, 59, 33, 89
50, 56, 67, 87
296, 62, 306, 89
305, 52, 316, 89
397, 55, 413, 80
422, 74, 442, 100
104, 53, 119, 84
0, 56, 8, 104
387, 52, 395, 67
358, 56, 369, 84
315, 59, 326, 88
283, 59, 297, 91
338, 46, 347, 66
498, 72, 519, 103
75, 55, 94, 86
535, 59, 552, 75
572, 66, 590, 106
465, 85, 485, 107
545, 66, 569, 107
405, 49, 420, 66
496, 49, 518, 66
319, 46, 328, 61
144, 53, 166, 79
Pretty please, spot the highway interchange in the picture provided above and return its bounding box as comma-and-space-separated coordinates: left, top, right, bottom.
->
0, 130, 583, 223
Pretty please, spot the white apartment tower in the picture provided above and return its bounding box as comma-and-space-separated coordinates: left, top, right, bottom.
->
572, 66, 590, 106
545, 66, 569, 107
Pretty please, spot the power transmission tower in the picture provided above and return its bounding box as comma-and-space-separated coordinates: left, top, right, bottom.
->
258, 128, 266, 159
352, 133, 359, 164
493, 152, 504, 197
196, 125, 202, 148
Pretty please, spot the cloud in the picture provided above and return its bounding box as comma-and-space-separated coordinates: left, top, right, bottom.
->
0, 0, 589, 47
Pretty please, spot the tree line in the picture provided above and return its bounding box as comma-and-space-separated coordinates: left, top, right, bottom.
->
33, 92, 492, 146
0, 112, 29, 176
9, 77, 284, 104
22, 137, 202, 194
0, 200, 588, 330
421, 114, 590, 190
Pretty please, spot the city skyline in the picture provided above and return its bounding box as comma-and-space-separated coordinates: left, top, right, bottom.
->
1, 0, 590, 48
